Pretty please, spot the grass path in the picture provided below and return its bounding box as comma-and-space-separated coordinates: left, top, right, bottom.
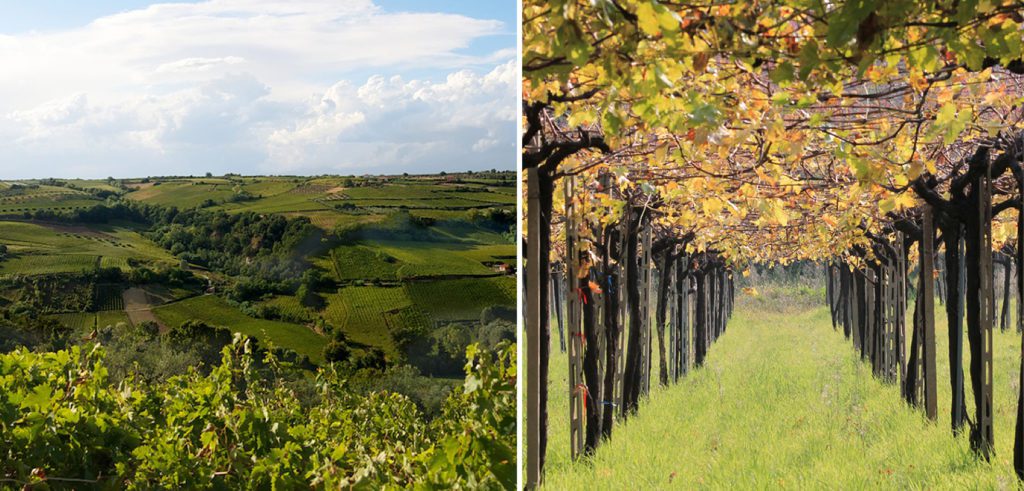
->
541, 299, 1022, 489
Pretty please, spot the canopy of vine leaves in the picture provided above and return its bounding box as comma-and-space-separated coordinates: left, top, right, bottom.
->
524, 0, 1024, 265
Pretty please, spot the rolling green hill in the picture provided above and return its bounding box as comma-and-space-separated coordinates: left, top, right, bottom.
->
153, 295, 326, 364
0, 220, 177, 277
1, 173, 515, 374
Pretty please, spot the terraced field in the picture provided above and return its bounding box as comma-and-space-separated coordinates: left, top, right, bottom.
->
153, 295, 325, 364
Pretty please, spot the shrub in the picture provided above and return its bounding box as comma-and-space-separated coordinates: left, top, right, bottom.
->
323, 340, 351, 364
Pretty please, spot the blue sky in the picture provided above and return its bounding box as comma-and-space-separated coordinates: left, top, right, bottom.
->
0, 0, 516, 178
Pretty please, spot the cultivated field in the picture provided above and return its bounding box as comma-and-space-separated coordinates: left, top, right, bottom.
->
0, 172, 515, 373
0, 220, 177, 277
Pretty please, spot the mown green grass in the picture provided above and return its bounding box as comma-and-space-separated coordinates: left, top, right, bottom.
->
540, 292, 1022, 489
152, 295, 325, 364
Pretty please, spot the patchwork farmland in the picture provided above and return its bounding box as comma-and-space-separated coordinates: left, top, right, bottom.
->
0, 172, 515, 380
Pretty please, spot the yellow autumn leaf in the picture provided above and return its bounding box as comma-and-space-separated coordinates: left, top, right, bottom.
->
703, 197, 725, 216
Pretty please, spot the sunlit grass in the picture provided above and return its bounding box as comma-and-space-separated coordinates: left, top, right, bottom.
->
540, 289, 1023, 489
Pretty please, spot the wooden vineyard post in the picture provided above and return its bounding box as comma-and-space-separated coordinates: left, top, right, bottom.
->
892, 257, 899, 382
681, 271, 691, 376
867, 267, 876, 368
564, 176, 585, 461
551, 266, 566, 353
614, 222, 628, 415
841, 265, 851, 338
888, 256, 898, 383
716, 268, 725, 336
897, 232, 907, 388
710, 268, 718, 342
640, 225, 653, 396
979, 161, 994, 457
827, 263, 835, 328
955, 232, 967, 431
676, 260, 687, 379
922, 206, 938, 420
880, 263, 887, 378
646, 235, 656, 391
526, 167, 542, 488
853, 269, 863, 353
1015, 172, 1024, 479
668, 260, 677, 383
705, 270, 711, 354
694, 269, 706, 367
704, 270, 711, 355
588, 263, 606, 451
879, 264, 889, 381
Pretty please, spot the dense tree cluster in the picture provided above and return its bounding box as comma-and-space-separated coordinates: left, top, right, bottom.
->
17, 201, 317, 297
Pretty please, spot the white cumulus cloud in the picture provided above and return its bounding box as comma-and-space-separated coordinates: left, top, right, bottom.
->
0, 0, 514, 178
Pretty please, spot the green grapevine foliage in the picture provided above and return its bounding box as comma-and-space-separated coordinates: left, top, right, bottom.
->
0, 336, 515, 489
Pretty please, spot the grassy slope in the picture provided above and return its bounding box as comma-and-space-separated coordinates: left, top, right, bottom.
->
541, 292, 1022, 489
0, 185, 102, 215
0, 221, 176, 276
152, 295, 325, 365
6, 177, 513, 362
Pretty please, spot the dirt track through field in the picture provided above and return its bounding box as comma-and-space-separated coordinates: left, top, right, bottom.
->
123, 287, 167, 333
